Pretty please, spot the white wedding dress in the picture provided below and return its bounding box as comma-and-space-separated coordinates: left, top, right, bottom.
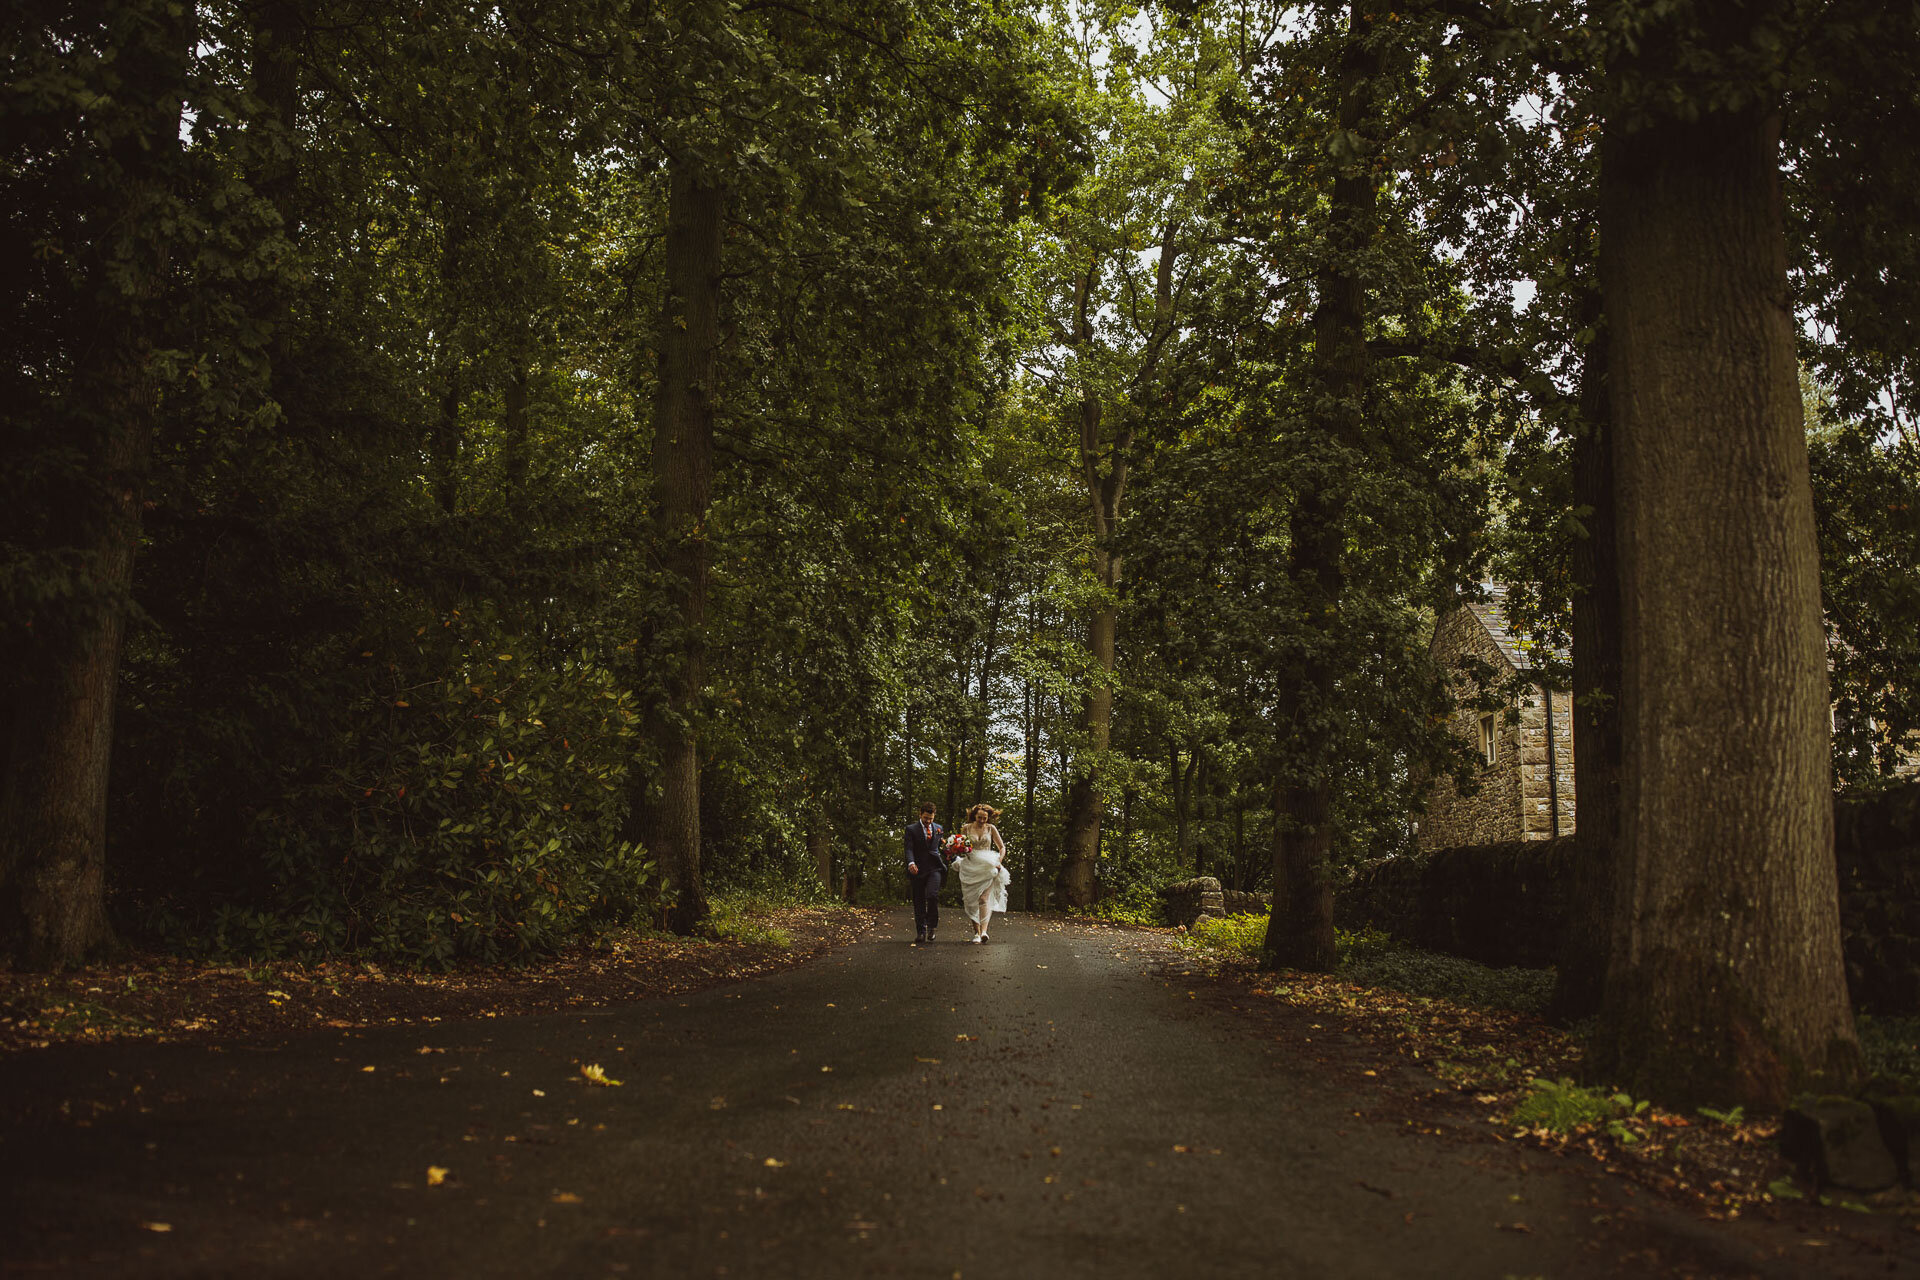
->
955, 826, 1009, 929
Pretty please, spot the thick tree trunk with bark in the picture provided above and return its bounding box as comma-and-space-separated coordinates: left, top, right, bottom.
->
1552, 303, 1621, 1018
1591, 76, 1859, 1106
0, 3, 189, 967
632, 160, 725, 935
1264, 499, 1342, 972
1262, 1, 1372, 973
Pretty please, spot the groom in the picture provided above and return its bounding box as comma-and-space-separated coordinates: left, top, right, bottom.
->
904, 801, 948, 945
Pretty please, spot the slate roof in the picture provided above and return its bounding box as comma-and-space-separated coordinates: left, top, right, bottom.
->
1465, 582, 1569, 672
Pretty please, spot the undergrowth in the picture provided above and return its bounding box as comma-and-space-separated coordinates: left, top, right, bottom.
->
1342, 945, 1556, 1016
1859, 1014, 1920, 1082
704, 895, 798, 948
1179, 916, 1554, 1015
1071, 883, 1164, 927
1509, 1077, 1650, 1144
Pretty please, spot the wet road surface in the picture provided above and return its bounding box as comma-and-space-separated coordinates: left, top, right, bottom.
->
0, 910, 1887, 1277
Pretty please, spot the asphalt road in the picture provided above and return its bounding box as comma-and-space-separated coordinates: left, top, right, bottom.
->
0, 911, 1891, 1277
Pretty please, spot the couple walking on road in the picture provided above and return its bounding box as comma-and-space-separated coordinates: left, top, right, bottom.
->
904, 801, 1010, 945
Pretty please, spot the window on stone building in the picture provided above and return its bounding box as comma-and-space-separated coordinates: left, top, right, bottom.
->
1479, 713, 1497, 766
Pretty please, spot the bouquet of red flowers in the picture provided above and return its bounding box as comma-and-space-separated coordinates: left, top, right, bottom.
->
943, 832, 969, 863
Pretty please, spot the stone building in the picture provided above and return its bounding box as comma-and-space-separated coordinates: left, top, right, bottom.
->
1416, 585, 1576, 852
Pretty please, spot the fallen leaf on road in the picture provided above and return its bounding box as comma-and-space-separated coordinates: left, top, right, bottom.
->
1497, 1222, 1531, 1234
915, 1056, 941, 1064
764, 1158, 785, 1168
580, 1063, 623, 1087
139, 1222, 172, 1233
426, 1166, 448, 1186
552, 1192, 583, 1204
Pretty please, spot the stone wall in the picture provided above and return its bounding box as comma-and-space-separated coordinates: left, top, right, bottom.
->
1158, 877, 1225, 928
1417, 608, 1526, 851
1419, 603, 1578, 850
1343, 780, 1920, 1012
1222, 889, 1271, 917
1516, 685, 1577, 840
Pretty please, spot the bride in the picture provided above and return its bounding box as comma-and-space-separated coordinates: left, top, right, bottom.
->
955, 803, 1011, 944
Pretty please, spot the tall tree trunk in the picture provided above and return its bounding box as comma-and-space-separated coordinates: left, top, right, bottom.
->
1169, 741, 1194, 871
630, 160, 725, 935
1232, 796, 1246, 892
811, 810, 832, 895
1262, 1, 1374, 973
943, 735, 958, 824
0, 2, 190, 966
1023, 678, 1038, 912
1591, 41, 1858, 1106
1196, 750, 1214, 877
1060, 587, 1115, 906
1052, 689, 1074, 906
971, 591, 1004, 801
1059, 241, 1136, 908
1552, 295, 1621, 1019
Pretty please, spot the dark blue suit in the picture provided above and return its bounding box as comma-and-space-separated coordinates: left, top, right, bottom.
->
904, 819, 947, 939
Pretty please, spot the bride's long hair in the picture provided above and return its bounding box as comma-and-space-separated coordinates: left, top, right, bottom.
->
964, 803, 1001, 830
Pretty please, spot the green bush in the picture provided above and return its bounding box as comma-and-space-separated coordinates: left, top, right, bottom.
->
1075, 882, 1165, 926
155, 614, 658, 965
1185, 912, 1267, 957
706, 859, 844, 910
1335, 925, 1394, 964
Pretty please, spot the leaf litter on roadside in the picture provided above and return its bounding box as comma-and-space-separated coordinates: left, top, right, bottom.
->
1126, 923, 1808, 1219
0, 907, 880, 1055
